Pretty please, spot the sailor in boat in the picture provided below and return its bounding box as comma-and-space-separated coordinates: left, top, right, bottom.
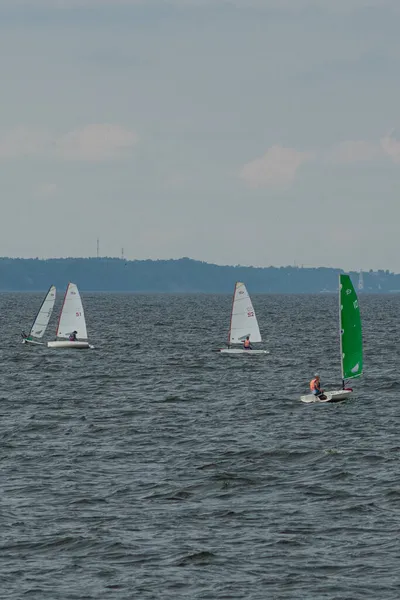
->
69, 330, 78, 342
243, 336, 252, 350
310, 374, 326, 399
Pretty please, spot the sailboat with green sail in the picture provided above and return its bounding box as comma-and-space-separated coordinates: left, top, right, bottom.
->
301, 273, 363, 403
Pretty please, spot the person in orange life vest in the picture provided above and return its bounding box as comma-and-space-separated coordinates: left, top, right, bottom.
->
243, 336, 252, 350
310, 374, 323, 396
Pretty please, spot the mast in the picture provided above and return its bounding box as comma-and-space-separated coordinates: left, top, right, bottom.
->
227, 282, 237, 348
358, 270, 364, 291
339, 273, 345, 389
56, 283, 70, 338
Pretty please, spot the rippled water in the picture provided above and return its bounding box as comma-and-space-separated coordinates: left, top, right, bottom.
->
2, 292, 400, 599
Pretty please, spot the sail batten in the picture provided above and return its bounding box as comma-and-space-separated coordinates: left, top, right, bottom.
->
56, 283, 88, 339
29, 285, 56, 339
339, 274, 363, 381
228, 282, 262, 344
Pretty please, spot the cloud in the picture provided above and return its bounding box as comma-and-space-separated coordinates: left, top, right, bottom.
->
331, 132, 400, 166
380, 132, 400, 164
0, 124, 138, 162
56, 124, 138, 161
330, 140, 382, 164
241, 134, 400, 183
240, 145, 312, 188
0, 127, 51, 159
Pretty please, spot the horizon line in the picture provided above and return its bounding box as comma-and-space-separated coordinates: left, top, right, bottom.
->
0, 255, 393, 274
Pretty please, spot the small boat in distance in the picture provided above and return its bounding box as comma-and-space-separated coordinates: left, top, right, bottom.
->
22, 285, 56, 345
48, 283, 93, 349
301, 273, 363, 403
219, 281, 268, 355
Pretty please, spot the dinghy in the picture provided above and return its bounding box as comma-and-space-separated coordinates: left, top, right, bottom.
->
22, 285, 56, 345
300, 273, 363, 403
48, 283, 93, 349
219, 281, 268, 355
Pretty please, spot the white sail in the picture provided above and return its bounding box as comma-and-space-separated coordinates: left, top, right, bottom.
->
56, 283, 88, 340
228, 282, 262, 344
29, 285, 56, 338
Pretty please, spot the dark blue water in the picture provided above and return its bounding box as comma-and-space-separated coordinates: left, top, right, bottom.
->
1, 293, 400, 599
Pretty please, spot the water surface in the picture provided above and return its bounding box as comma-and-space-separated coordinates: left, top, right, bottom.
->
1, 293, 400, 599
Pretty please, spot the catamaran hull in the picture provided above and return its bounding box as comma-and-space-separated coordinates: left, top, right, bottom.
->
47, 341, 92, 349
219, 348, 269, 355
300, 389, 353, 403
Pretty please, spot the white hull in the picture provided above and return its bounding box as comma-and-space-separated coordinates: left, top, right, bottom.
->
300, 389, 353, 403
47, 341, 92, 349
219, 348, 269, 355
22, 338, 44, 346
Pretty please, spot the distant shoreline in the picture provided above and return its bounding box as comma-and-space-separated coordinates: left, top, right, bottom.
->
0, 257, 396, 293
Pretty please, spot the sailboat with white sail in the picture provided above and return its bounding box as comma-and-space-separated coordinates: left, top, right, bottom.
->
22, 285, 56, 345
301, 273, 363, 403
219, 281, 268, 355
48, 282, 93, 349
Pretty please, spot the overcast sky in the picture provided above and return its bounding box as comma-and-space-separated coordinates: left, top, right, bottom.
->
1, 0, 400, 270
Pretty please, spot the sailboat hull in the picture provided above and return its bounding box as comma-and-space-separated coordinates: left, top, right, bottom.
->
47, 341, 91, 349
22, 338, 44, 346
219, 348, 269, 355
300, 389, 353, 403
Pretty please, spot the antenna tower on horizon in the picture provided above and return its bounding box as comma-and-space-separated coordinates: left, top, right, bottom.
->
97, 238, 99, 258
358, 269, 364, 291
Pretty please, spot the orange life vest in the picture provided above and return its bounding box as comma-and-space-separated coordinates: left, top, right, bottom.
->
244, 338, 250, 348
310, 378, 318, 391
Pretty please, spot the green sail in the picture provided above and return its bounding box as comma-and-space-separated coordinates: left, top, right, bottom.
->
339, 274, 363, 381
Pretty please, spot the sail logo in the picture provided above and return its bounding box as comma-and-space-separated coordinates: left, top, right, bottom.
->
246, 305, 254, 317
346, 288, 351, 295
351, 363, 359, 373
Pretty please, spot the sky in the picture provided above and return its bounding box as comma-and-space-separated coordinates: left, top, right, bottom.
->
1, 0, 400, 270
